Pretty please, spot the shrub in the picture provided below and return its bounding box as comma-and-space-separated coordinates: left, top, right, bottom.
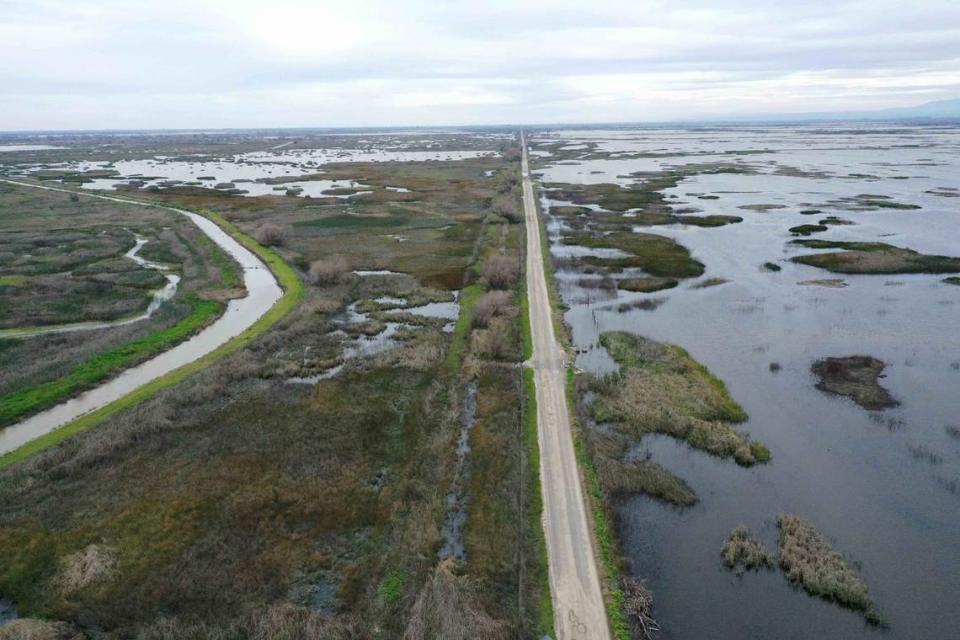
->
491, 196, 521, 223
255, 223, 288, 247
481, 255, 519, 290
472, 291, 513, 328
307, 255, 349, 286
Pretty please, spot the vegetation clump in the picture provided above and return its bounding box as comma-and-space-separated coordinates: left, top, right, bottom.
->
789, 224, 828, 236
777, 514, 883, 625
792, 240, 960, 274
762, 262, 781, 272
587, 332, 769, 467
618, 277, 677, 293
811, 355, 898, 410
564, 231, 704, 279
721, 525, 774, 575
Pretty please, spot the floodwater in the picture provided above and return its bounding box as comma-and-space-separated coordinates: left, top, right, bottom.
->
0, 183, 283, 456
0, 234, 179, 339
533, 124, 960, 639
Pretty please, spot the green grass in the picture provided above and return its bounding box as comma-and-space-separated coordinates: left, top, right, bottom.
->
0, 295, 222, 426
446, 283, 484, 371
522, 366, 555, 637
379, 572, 404, 604
0, 205, 304, 471
0, 275, 27, 287
568, 230, 705, 279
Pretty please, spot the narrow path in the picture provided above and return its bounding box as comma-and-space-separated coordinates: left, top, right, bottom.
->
521, 135, 611, 639
0, 179, 283, 456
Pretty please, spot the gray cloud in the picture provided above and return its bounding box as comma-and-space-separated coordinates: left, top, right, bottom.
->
2, 0, 959, 129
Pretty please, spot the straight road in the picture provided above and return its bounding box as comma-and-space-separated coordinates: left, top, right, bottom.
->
521, 134, 611, 640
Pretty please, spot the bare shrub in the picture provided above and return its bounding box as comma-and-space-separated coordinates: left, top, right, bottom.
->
254, 223, 287, 247
481, 255, 519, 290
472, 326, 510, 361
621, 576, 659, 640
307, 255, 349, 286
491, 196, 521, 223
472, 291, 513, 328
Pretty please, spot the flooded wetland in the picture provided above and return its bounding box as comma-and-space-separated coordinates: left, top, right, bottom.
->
532, 124, 960, 639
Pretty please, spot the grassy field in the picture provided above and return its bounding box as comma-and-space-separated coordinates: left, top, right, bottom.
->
0, 136, 552, 638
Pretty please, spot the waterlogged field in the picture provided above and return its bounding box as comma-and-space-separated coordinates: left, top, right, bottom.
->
532, 124, 960, 638
0, 131, 550, 639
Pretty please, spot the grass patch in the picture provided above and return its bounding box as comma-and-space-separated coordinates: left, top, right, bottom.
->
566, 231, 704, 279
618, 277, 678, 293
379, 572, 404, 604
789, 224, 828, 236
522, 367, 556, 637
792, 240, 960, 274
0, 275, 27, 287
777, 514, 883, 625
446, 283, 484, 372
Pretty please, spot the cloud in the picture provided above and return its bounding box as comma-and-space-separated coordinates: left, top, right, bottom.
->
2, 0, 959, 129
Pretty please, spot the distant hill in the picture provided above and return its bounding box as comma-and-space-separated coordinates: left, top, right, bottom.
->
721, 98, 960, 123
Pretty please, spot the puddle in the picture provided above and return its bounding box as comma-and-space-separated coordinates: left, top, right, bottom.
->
438, 381, 478, 561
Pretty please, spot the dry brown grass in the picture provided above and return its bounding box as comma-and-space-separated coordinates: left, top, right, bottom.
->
54, 544, 115, 596
481, 255, 520, 290
471, 291, 513, 329
0, 619, 84, 640
721, 525, 773, 575
404, 560, 510, 640
777, 514, 881, 624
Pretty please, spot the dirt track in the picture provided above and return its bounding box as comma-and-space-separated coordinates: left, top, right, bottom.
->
521, 135, 611, 640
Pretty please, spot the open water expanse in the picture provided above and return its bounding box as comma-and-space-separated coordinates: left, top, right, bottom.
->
533, 124, 960, 639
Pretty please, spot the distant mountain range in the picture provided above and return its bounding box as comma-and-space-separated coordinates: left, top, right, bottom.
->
719, 98, 960, 123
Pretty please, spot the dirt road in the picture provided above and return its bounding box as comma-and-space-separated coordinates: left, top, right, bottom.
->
521, 135, 611, 639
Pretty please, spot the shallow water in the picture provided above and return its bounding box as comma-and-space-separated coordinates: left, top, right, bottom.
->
0, 183, 283, 456
534, 124, 960, 639
9, 146, 495, 198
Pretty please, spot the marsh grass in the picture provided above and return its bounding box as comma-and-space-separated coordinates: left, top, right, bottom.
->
792, 240, 960, 274
721, 525, 774, 575
587, 332, 767, 467
777, 514, 882, 625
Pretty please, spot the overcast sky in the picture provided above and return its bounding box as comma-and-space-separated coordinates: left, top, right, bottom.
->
3, 0, 960, 130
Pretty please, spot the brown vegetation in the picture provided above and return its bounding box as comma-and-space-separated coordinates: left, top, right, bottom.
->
307, 255, 350, 285
721, 525, 774, 575
777, 514, 881, 624
481, 254, 520, 290
812, 355, 898, 410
